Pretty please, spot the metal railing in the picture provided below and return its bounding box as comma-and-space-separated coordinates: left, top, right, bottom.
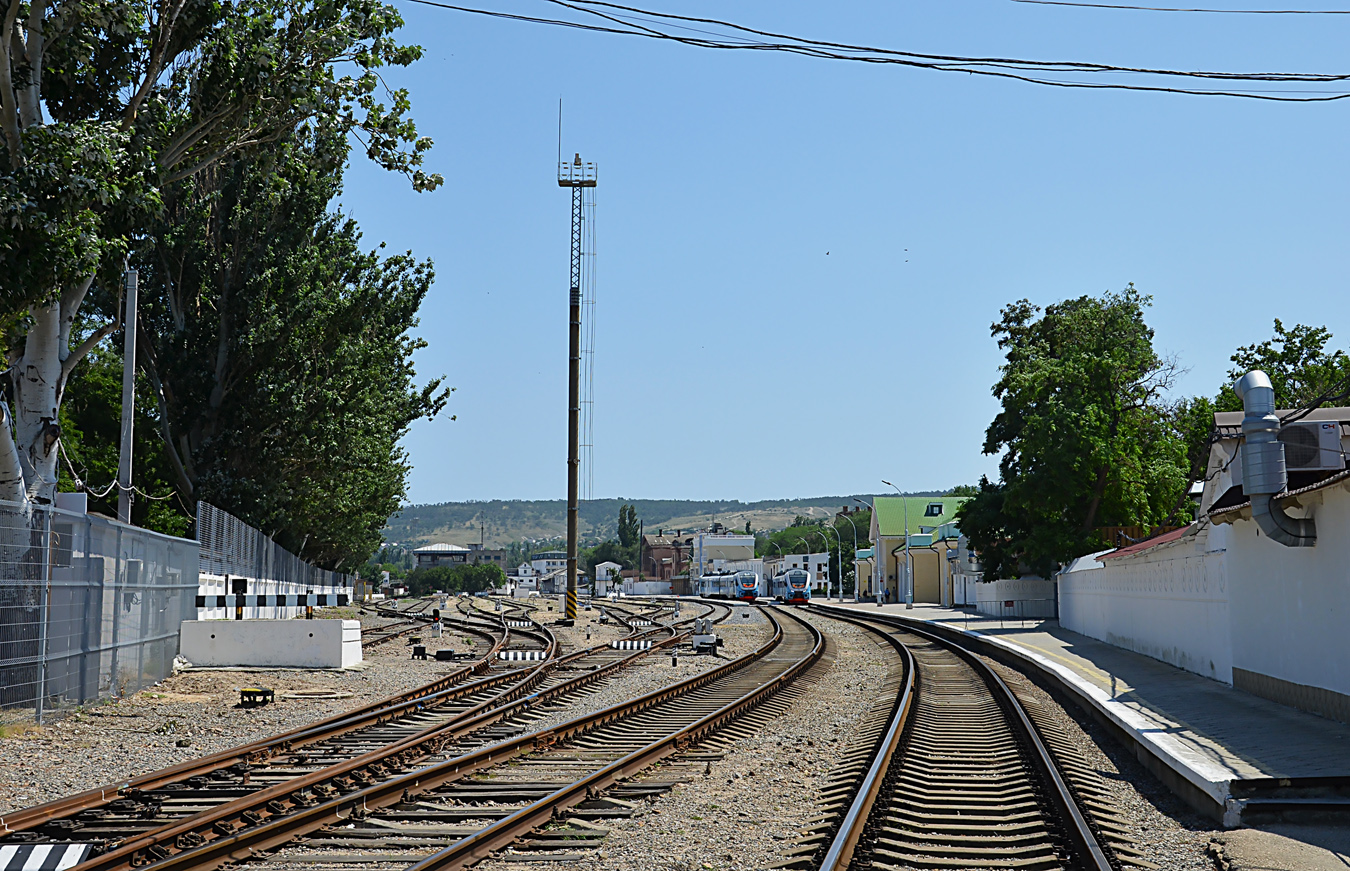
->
0, 500, 198, 724
197, 502, 350, 591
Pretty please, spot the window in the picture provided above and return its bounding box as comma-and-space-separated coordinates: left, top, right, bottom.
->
925, 503, 944, 517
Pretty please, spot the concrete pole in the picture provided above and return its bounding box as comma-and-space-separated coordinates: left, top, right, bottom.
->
117, 268, 138, 524
839, 511, 860, 603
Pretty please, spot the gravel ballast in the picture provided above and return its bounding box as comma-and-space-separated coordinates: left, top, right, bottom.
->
0, 608, 473, 816
477, 607, 889, 871
982, 655, 1220, 871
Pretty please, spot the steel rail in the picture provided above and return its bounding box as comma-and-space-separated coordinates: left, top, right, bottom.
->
0, 615, 510, 837
814, 612, 915, 871
91, 607, 798, 871
71, 627, 566, 871
407, 607, 825, 871
70, 608, 703, 871
812, 605, 1115, 871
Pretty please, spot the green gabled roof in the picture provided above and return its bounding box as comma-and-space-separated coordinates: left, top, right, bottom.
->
873, 496, 967, 537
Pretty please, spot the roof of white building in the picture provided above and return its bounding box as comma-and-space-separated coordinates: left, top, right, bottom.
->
414, 543, 470, 553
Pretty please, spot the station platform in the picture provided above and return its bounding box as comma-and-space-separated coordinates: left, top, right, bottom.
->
814, 601, 1350, 826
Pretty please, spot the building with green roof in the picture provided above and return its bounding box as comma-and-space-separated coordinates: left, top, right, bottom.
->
864, 496, 968, 604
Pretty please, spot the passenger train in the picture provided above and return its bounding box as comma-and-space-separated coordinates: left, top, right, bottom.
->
696, 570, 761, 602
771, 568, 811, 604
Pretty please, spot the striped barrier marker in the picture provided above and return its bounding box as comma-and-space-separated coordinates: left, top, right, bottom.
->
0, 844, 93, 871
629, 619, 653, 627
497, 650, 548, 661
195, 593, 350, 609
610, 640, 653, 650
565, 586, 577, 621
506, 620, 533, 628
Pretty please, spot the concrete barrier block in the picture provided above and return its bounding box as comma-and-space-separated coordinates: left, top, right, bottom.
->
180, 619, 362, 668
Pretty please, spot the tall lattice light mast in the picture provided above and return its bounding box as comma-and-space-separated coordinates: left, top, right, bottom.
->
558, 153, 596, 622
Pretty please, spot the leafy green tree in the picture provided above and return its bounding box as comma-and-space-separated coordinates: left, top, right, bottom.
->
2, 0, 440, 511
945, 484, 980, 497
616, 503, 640, 549
124, 128, 447, 570
957, 287, 1188, 578
56, 329, 190, 536
407, 563, 504, 596
1216, 320, 1350, 412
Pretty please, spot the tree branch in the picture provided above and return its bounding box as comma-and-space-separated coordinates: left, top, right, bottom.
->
16, 0, 44, 128
57, 273, 95, 363
137, 319, 196, 498
57, 310, 121, 405
0, 0, 24, 167
123, 0, 190, 128
0, 401, 25, 505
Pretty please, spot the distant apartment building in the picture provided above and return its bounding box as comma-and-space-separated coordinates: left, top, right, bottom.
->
692, 528, 754, 576
779, 552, 832, 593
531, 551, 567, 576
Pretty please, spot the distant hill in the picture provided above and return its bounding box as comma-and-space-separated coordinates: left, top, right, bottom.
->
383, 494, 948, 548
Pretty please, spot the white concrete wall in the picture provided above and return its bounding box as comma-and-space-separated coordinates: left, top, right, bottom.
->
622, 579, 677, 597
974, 578, 1059, 619
181, 619, 361, 668
1223, 482, 1350, 699
953, 573, 979, 606
1058, 534, 1232, 683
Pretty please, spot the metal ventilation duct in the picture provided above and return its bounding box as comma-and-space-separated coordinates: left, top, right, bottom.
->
1234, 370, 1316, 547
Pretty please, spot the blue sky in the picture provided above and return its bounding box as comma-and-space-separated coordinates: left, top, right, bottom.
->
341, 1, 1350, 505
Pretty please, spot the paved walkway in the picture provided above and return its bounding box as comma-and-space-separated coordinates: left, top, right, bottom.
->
820, 601, 1350, 820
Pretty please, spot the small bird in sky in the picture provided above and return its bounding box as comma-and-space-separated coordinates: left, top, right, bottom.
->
826, 251, 830, 255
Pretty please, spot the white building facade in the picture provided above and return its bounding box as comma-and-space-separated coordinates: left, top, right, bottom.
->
1058, 405, 1350, 723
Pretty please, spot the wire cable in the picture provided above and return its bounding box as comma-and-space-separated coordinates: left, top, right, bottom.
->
1013, 0, 1350, 13
405, 0, 1350, 100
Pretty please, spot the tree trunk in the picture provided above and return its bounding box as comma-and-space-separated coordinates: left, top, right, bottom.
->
1081, 466, 1109, 533
11, 302, 63, 506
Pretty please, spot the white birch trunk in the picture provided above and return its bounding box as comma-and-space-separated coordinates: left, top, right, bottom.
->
1, 301, 65, 510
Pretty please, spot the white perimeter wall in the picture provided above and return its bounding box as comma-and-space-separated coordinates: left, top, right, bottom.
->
1059, 533, 1232, 683
974, 578, 1059, 619
181, 619, 361, 668
623, 579, 677, 597
1225, 486, 1350, 698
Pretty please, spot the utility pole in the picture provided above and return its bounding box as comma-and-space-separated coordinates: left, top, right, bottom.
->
117, 266, 138, 525
559, 153, 596, 623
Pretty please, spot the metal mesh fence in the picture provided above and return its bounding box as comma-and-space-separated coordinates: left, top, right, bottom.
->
196, 502, 350, 591
0, 500, 198, 725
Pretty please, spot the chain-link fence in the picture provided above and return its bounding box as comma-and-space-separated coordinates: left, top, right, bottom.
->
196, 503, 350, 619
0, 500, 198, 725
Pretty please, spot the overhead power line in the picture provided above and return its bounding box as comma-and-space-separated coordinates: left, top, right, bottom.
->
407, 0, 1350, 100
1014, 0, 1350, 13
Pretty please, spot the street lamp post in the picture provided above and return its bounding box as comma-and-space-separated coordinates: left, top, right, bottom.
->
812, 527, 840, 602
837, 510, 860, 604
881, 480, 913, 609
853, 497, 877, 604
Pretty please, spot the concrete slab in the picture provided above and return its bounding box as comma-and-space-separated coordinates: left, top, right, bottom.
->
180, 619, 362, 669
816, 602, 1350, 825
1215, 826, 1350, 871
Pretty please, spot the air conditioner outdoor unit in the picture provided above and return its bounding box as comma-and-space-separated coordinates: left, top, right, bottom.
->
1278, 420, 1345, 472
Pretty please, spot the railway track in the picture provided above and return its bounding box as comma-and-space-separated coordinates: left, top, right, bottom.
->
0, 595, 730, 871
802, 607, 1139, 871
252, 604, 818, 871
